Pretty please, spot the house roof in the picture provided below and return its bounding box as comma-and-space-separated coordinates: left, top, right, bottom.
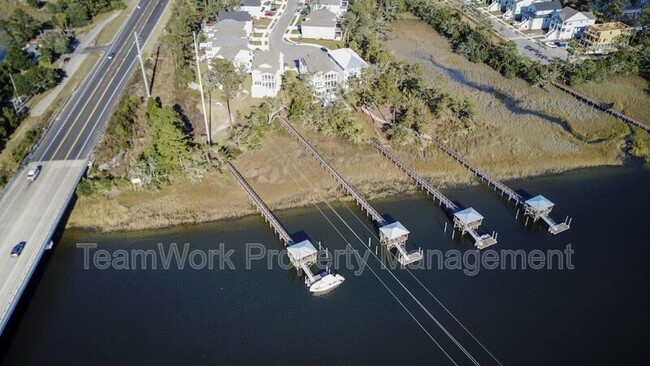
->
210, 35, 249, 48
531, 1, 562, 12
219, 11, 252, 22
453, 208, 484, 225
299, 50, 339, 73
379, 221, 410, 240
214, 46, 251, 64
287, 240, 318, 261
241, 0, 261, 7
209, 19, 248, 34
252, 50, 282, 72
328, 48, 368, 71
556, 6, 596, 21
525, 195, 554, 212
302, 9, 337, 28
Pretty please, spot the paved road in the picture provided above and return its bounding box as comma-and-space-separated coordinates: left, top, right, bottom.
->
0, 0, 170, 335
33, 0, 169, 162
30, 11, 120, 117
0, 160, 87, 334
269, 0, 321, 67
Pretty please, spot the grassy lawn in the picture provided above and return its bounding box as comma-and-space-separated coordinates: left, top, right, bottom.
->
254, 18, 273, 28
297, 38, 344, 49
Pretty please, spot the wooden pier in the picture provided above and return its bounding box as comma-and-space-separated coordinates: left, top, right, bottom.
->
279, 118, 422, 264
426, 136, 571, 235
227, 163, 333, 288
425, 135, 524, 205
370, 138, 497, 249
552, 81, 649, 133
227, 163, 293, 246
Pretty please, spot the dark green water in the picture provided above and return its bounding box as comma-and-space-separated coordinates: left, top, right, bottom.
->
1, 164, 649, 365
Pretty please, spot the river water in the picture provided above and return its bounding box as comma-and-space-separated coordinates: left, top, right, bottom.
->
1, 163, 649, 365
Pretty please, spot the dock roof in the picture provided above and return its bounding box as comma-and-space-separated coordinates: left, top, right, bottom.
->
379, 221, 410, 240
453, 208, 484, 225
525, 195, 554, 212
287, 240, 318, 261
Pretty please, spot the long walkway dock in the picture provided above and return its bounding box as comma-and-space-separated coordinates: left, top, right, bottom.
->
279, 118, 385, 225
552, 81, 649, 133
369, 139, 497, 249
425, 135, 571, 235
227, 163, 293, 246
227, 163, 340, 290
278, 118, 422, 264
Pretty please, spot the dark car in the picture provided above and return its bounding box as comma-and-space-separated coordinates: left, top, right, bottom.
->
11, 241, 26, 257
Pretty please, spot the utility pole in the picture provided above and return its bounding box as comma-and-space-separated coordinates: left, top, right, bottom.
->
8, 73, 19, 113
133, 31, 151, 98
193, 31, 211, 145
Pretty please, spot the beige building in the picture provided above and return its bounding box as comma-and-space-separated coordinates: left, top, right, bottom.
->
580, 22, 635, 51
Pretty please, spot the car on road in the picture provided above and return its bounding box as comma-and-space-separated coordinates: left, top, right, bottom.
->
107, 52, 115, 60
27, 165, 41, 182
10, 241, 26, 257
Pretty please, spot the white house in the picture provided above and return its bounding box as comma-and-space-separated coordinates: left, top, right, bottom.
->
499, 0, 554, 20
327, 48, 368, 88
516, 1, 562, 30
312, 0, 347, 17
200, 19, 253, 72
546, 7, 596, 40
300, 9, 338, 40
298, 50, 341, 102
240, 0, 264, 19
251, 51, 284, 98
218, 11, 253, 36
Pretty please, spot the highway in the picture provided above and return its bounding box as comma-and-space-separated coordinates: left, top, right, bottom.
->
0, 0, 170, 335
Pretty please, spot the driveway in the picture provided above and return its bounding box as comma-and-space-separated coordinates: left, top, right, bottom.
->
268, 0, 321, 68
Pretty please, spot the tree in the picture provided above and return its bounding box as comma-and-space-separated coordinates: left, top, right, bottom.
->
1, 9, 41, 45
13, 66, 60, 96
27, 0, 41, 9
4, 45, 34, 72
145, 98, 192, 175
38, 31, 70, 63
206, 58, 245, 127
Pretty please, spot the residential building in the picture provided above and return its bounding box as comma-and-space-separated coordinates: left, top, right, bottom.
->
298, 50, 341, 102
251, 51, 285, 98
300, 9, 338, 40
240, 0, 264, 19
499, 0, 554, 20
311, 0, 347, 17
218, 11, 253, 36
545, 7, 596, 40
200, 20, 253, 72
516, 1, 562, 30
580, 22, 635, 51
327, 48, 368, 86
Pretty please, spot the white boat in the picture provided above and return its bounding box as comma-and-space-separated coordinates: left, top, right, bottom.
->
309, 273, 345, 293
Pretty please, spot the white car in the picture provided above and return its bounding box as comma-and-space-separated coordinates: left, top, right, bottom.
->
27, 165, 41, 182
545, 42, 558, 48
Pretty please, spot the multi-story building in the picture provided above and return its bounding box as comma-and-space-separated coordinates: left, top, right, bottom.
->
545, 7, 596, 40
251, 51, 285, 98
300, 9, 339, 40
579, 22, 635, 51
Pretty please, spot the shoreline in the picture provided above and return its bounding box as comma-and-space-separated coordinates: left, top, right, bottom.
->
66, 129, 623, 233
